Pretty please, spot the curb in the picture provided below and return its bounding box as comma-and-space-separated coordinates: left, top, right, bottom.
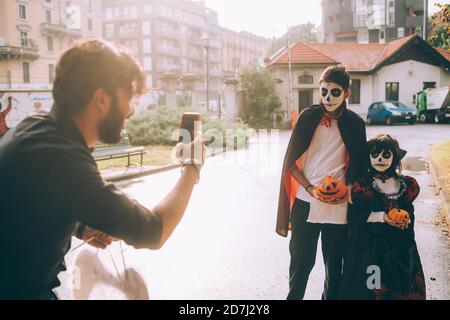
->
105, 163, 182, 182
429, 149, 450, 230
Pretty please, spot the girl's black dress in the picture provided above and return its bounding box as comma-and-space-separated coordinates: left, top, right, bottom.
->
340, 175, 426, 300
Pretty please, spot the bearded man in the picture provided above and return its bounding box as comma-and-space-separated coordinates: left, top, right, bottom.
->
0, 40, 205, 300
276, 66, 368, 300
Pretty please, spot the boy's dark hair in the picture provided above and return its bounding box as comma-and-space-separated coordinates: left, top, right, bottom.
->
319, 66, 351, 91
53, 39, 146, 116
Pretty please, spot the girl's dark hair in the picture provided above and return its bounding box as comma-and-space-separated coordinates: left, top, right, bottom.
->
319, 66, 351, 91
367, 134, 407, 175
53, 39, 146, 116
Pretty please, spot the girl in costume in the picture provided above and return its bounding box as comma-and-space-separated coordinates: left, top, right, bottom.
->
340, 134, 426, 300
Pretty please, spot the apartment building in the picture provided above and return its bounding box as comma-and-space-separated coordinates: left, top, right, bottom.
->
103, 0, 223, 107
0, 0, 103, 89
322, 0, 427, 43
221, 27, 270, 78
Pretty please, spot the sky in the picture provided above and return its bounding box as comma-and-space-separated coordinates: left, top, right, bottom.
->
205, 0, 445, 39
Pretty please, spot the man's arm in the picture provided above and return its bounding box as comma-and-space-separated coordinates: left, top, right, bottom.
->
151, 165, 198, 249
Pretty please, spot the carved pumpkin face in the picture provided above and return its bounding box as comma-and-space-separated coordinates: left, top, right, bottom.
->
316, 176, 347, 200
388, 208, 410, 223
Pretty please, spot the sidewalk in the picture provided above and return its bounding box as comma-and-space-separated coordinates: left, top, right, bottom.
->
429, 140, 450, 230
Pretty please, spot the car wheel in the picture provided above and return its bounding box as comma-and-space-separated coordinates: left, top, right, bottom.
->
419, 113, 427, 123
386, 116, 393, 125
367, 116, 372, 125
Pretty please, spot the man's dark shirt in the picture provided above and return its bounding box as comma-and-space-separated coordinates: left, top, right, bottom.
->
0, 108, 162, 299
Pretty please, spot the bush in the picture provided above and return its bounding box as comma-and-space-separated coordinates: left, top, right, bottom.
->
126, 106, 252, 148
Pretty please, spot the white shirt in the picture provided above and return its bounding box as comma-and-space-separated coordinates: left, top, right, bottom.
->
296, 119, 348, 225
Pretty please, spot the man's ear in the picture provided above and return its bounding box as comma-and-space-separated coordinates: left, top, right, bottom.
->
92, 89, 112, 116
345, 89, 352, 100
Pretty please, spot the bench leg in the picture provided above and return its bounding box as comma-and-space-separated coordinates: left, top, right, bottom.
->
127, 155, 131, 167
140, 153, 143, 167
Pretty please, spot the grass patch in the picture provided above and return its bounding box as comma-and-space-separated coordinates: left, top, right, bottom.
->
431, 140, 450, 201
96, 145, 174, 171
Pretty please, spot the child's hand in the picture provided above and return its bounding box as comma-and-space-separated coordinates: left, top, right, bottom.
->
384, 214, 410, 230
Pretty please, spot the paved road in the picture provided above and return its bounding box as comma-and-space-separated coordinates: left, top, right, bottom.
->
58, 123, 450, 300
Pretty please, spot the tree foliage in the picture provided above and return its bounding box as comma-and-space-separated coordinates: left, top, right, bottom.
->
429, 3, 450, 50
268, 23, 318, 56
238, 66, 282, 128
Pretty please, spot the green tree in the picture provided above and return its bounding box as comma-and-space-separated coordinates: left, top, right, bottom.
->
239, 66, 282, 128
268, 22, 318, 56
429, 3, 450, 50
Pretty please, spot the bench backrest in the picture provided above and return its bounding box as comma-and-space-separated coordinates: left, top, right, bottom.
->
94, 131, 132, 151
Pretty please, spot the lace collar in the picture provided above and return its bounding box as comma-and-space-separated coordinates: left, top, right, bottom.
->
372, 176, 407, 200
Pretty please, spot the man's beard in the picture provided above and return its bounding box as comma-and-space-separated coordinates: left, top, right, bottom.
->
98, 96, 124, 144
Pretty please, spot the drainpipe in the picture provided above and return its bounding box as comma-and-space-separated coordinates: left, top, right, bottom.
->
423, 0, 428, 40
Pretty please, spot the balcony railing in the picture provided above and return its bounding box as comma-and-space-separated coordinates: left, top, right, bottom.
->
406, 15, 423, 28
40, 23, 82, 38
406, 0, 424, 12
156, 27, 179, 39
157, 64, 180, 73
209, 54, 221, 62
0, 45, 40, 60
118, 30, 139, 38
208, 39, 221, 49
157, 45, 180, 56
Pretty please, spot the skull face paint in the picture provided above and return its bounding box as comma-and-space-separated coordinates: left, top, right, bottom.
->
370, 148, 393, 173
320, 82, 345, 113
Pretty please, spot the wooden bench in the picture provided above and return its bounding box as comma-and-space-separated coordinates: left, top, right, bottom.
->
92, 132, 146, 167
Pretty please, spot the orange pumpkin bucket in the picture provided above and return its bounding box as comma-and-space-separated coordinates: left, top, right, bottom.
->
316, 176, 347, 201
387, 208, 410, 223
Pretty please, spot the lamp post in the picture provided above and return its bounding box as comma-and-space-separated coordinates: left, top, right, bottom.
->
202, 34, 210, 113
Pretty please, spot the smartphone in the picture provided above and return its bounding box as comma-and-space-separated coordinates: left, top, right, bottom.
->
180, 112, 201, 144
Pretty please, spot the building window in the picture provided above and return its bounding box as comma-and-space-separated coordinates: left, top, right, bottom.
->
23, 62, 30, 83
388, 12, 395, 27
143, 57, 152, 71
298, 75, 313, 84
143, 39, 151, 54
46, 9, 52, 24
386, 82, 399, 101
349, 79, 361, 104
47, 36, 54, 51
143, 21, 151, 36
105, 24, 114, 38
20, 32, 28, 47
49, 64, 55, 83
19, 3, 27, 20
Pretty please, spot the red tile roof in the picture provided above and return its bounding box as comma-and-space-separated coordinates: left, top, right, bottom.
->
307, 42, 385, 72
436, 47, 450, 63
267, 43, 337, 66
266, 35, 450, 72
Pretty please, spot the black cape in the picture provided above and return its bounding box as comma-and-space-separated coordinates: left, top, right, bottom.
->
276, 105, 368, 237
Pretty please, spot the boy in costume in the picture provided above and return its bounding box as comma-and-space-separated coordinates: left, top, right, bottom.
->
276, 66, 368, 300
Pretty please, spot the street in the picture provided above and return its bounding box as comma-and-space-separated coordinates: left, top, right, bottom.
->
58, 123, 450, 300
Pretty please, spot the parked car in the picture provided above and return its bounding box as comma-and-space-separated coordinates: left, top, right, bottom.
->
367, 101, 417, 125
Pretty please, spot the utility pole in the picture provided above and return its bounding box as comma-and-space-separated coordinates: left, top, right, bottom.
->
287, 24, 294, 121
202, 35, 210, 113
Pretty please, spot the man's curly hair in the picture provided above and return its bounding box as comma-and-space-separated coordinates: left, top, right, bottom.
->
53, 39, 146, 115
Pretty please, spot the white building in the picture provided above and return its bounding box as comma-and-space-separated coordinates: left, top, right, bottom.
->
265, 35, 450, 119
